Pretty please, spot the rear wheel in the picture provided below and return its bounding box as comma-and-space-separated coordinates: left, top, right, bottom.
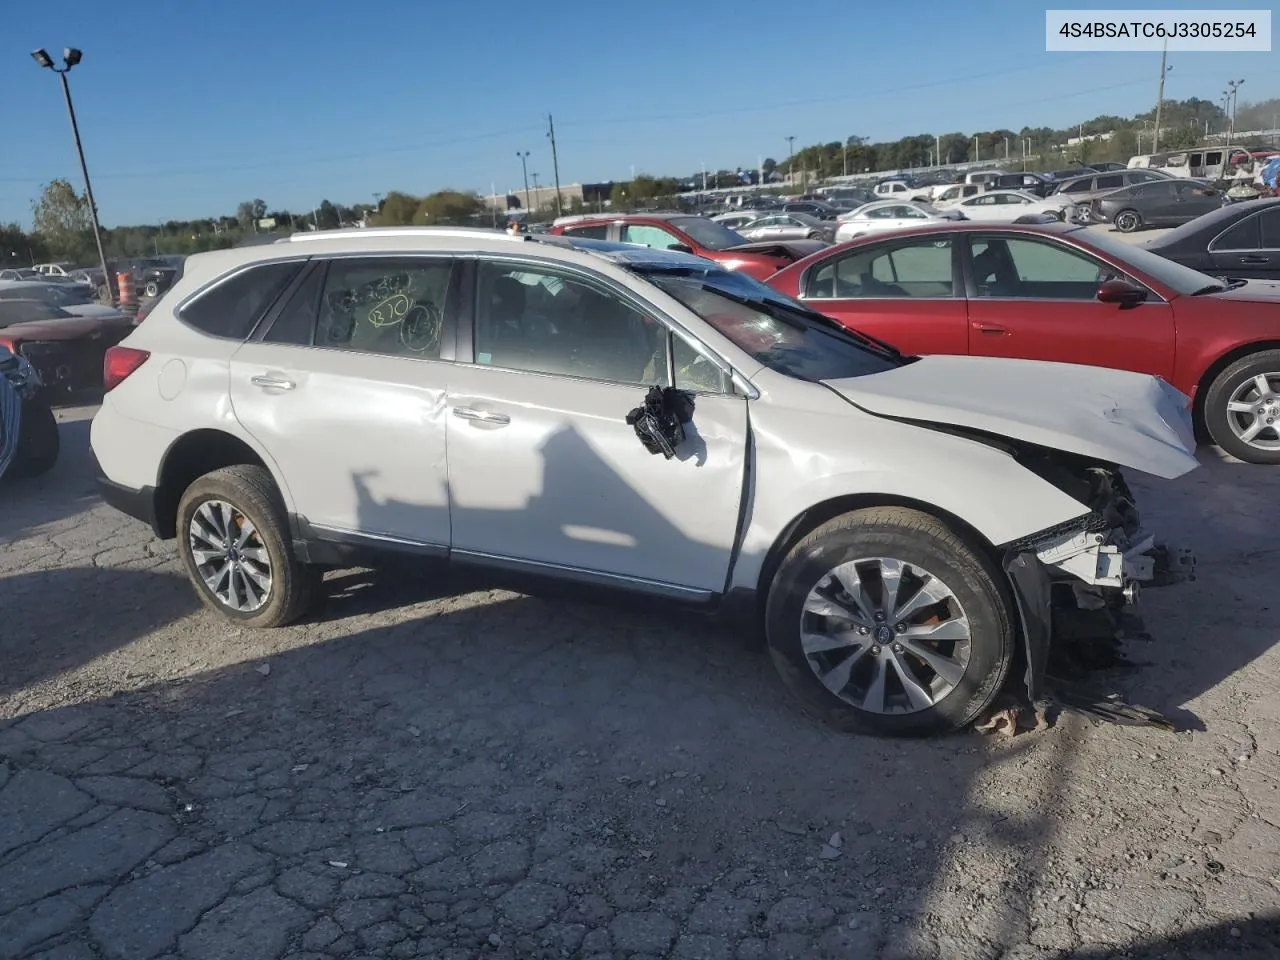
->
1113, 209, 1142, 233
176, 465, 321, 627
1203, 350, 1280, 464
764, 506, 1015, 737
3, 399, 59, 480
144, 281, 160, 298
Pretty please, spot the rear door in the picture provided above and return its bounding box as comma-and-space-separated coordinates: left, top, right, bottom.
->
795, 234, 968, 355
1209, 208, 1280, 279
962, 233, 1175, 378
228, 256, 457, 548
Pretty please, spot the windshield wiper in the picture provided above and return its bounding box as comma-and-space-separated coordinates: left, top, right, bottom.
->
703, 285, 904, 360
1190, 283, 1228, 295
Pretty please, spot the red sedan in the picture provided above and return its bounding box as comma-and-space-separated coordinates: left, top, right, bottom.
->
547, 213, 822, 282
767, 221, 1280, 464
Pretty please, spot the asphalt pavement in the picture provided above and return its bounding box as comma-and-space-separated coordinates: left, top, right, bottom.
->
1, 358, 1278, 959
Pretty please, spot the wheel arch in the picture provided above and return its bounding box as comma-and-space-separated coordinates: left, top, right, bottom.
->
1191, 339, 1280, 435
153, 429, 273, 539
751, 492, 1007, 616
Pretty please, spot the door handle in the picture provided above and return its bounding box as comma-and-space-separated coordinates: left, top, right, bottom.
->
972, 322, 1008, 334
452, 406, 510, 425
1239, 255, 1270, 264
249, 375, 296, 390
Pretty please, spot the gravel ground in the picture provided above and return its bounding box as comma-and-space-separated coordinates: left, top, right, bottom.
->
1, 407, 1278, 960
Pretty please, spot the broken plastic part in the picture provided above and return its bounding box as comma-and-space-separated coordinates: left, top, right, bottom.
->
625, 386, 695, 459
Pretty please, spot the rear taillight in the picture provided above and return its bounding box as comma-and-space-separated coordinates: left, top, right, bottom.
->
104, 346, 150, 393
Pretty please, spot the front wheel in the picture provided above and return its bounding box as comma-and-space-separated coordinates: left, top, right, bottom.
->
1203, 349, 1280, 464
1113, 209, 1142, 233
764, 506, 1015, 737
176, 465, 321, 627
144, 281, 159, 298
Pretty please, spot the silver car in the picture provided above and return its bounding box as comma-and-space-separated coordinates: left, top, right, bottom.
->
736, 212, 835, 243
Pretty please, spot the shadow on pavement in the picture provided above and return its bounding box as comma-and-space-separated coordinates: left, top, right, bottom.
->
0, 419, 101, 542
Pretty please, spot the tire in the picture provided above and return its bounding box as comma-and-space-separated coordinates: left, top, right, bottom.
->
144, 281, 159, 298
764, 506, 1015, 737
176, 464, 321, 627
1113, 209, 1142, 233
3, 399, 59, 480
1202, 349, 1280, 464
1050, 209, 1065, 221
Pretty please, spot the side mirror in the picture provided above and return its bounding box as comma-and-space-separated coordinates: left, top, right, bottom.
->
669, 243, 693, 254
1096, 278, 1146, 308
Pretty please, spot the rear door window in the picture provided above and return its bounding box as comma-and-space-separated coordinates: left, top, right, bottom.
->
1212, 215, 1262, 251
178, 260, 305, 340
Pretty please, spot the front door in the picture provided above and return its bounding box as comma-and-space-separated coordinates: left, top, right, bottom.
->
796, 234, 969, 355
444, 258, 748, 593
1209, 208, 1280, 279
962, 233, 1175, 378
228, 256, 456, 548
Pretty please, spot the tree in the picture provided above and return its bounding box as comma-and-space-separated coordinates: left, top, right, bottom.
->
0, 222, 49, 267
761, 158, 777, 178
412, 190, 483, 225
371, 191, 419, 226
31, 179, 93, 262
316, 199, 340, 230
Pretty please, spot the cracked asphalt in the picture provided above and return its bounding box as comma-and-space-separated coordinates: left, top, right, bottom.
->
2, 407, 1279, 960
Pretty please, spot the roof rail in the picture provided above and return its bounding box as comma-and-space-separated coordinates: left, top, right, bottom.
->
280, 226, 519, 244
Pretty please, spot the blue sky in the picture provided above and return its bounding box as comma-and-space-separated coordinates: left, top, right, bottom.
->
1, 0, 1276, 226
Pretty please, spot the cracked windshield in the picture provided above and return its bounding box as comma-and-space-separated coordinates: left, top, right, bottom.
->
2, 2, 1279, 958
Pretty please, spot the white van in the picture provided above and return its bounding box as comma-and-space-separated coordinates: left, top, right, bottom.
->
1127, 147, 1251, 180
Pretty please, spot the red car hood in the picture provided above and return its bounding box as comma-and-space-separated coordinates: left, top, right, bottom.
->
0, 315, 120, 343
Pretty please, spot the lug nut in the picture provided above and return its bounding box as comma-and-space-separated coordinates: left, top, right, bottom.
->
892, 643, 904, 654
870, 645, 881, 656
895, 623, 906, 633
858, 626, 870, 635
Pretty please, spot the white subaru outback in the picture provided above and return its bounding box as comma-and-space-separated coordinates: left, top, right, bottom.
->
91, 227, 1199, 736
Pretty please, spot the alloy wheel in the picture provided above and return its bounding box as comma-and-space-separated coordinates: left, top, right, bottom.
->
188, 499, 273, 612
1115, 211, 1139, 232
799, 556, 971, 714
1226, 372, 1280, 452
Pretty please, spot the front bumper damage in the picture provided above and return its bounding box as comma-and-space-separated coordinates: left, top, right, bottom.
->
1001, 467, 1197, 725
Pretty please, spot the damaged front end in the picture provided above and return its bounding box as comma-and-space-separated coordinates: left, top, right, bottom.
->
1002, 457, 1195, 724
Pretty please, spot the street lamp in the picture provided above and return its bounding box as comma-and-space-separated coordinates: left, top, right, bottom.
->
1226, 79, 1245, 151
30, 46, 110, 297
785, 136, 795, 186
516, 151, 532, 214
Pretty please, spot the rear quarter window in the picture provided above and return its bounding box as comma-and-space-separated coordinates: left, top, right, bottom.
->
177, 260, 304, 340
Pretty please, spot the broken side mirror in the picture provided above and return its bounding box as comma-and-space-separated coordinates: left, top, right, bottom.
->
1096, 278, 1146, 308
625, 386, 695, 459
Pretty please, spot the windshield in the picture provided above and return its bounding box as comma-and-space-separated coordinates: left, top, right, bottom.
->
1081, 228, 1225, 295
650, 272, 905, 382
669, 216, 746, 251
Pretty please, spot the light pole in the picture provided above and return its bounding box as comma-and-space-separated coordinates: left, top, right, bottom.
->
530, 171, 540, 212
785, 136, 795, 185
516, 151, 532, 214
1226, 79, 1245, 151
31, 47, 110, 297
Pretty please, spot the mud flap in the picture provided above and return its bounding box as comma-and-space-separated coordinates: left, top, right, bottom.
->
1003, 550, 1052, 703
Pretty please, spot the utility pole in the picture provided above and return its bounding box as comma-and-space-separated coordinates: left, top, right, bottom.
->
531, 171, 540, 207
546, 114, 563, 217
1153, 40, 1170, 154
973, 137, 979, 162
1003, 136, 1009, 161
517, 150, 532, 214
842, 142, 848, 178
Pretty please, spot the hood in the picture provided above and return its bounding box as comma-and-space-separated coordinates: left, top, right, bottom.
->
822, 355, 1199, 480
1205, 277, 1280, 303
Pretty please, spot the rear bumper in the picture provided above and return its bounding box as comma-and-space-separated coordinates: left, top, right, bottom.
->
96, 475, 158, 534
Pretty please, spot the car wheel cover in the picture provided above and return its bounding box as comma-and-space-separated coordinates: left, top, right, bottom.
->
799, 556, 971, 714
1116, 211, 1138, 230
1226, 372, 1280, 451
188, 498, 273, 612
